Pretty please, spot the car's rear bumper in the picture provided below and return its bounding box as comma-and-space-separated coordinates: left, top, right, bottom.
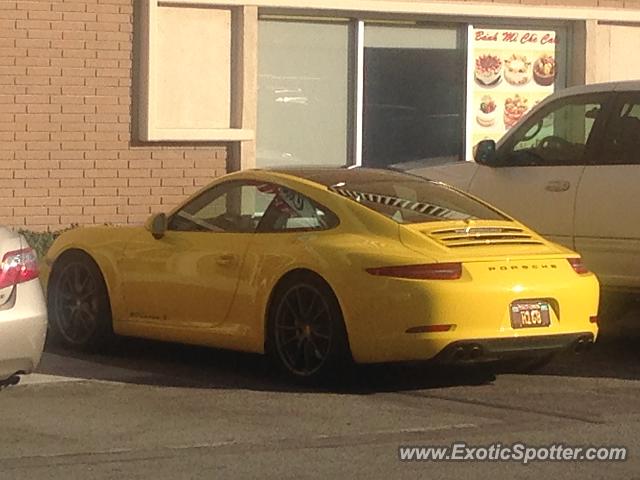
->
0, 279, 48, 381
431, 332, 595, 364
339, 256, 600, 364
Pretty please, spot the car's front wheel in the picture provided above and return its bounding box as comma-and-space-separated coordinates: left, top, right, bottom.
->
48, 251, 113, 351
267, 272, 351, 383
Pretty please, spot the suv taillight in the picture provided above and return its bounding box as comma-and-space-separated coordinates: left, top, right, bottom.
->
0, 248, 39, 289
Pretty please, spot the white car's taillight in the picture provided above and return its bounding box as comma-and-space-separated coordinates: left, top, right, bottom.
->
0, 248, 39, 289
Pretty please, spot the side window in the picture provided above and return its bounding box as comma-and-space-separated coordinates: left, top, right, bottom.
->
167, 181, 278, 233
599, 94, 640, 165
500, 94, 608, 166
257, 185, 338, 232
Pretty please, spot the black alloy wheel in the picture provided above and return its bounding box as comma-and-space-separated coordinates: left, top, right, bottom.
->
49, 252, 113, 351
268, 273, 351, 382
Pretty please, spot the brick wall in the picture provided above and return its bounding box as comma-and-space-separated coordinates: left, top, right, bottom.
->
0, 0, 228, 232
2, 1, 639, 232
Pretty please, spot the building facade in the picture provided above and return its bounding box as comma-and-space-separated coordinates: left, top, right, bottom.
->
2, 0, 640, 231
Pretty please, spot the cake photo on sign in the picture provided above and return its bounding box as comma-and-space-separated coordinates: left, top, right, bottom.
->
474, 54, 503, 86
476, 95, 497, 127
504, 94, 529, 129
533, 54, 557, 86
504, 54, 532, 86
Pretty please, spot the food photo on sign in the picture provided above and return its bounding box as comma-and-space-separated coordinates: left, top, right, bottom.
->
466, 27, 564, 159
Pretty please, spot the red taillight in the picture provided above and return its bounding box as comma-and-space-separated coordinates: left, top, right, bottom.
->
406, 324, 455, 333
568, 257, 590, 275
366, 262, 462, 280
589, 315, 598, 324
0, 248, 39, 289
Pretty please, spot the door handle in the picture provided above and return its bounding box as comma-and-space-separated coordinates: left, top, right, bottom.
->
545, 180, 571, 192
216, 253, 237, 266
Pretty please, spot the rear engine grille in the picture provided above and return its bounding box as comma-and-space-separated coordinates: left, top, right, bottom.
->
429, 226, 544, 248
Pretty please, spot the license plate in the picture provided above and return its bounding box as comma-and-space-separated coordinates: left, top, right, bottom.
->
510, 300, 551, 329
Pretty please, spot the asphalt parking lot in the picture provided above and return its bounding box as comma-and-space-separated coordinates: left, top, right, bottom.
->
2, 312, 640, 479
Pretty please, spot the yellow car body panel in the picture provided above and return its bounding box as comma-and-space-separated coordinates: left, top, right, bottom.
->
41, 169, 599, 364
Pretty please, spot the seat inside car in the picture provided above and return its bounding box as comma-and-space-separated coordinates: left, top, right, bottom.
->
606, 115, 640, 164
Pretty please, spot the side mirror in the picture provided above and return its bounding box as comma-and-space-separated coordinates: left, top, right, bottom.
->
145, 212, 167, 239
473, 139, 498, 166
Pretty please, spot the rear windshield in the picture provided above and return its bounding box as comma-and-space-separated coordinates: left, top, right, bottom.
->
329, 179, 507, 224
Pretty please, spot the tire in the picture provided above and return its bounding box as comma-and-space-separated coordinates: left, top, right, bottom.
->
47, 251, 114, 352
266, 272, 352, 383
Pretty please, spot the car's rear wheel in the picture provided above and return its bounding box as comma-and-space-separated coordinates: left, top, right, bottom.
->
48, 251, 113, 351
267, 272, 351, 383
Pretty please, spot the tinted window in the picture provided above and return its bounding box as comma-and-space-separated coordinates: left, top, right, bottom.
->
599, 93, 640, 165
330, 178, 507, 224
500, 94, 608, 166
168, 180, 338, 233
168, 181, 277, 233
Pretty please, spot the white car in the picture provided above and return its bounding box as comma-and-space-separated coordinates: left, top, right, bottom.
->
0, 227, 47, 387
407, 80, 640, 294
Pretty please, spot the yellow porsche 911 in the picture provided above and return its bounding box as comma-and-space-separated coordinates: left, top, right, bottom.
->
41, 168, 599, 381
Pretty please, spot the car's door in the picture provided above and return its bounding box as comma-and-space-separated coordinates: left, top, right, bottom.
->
118, 180, 278, 329
209, 182, 341, 344
575, 91, 640, 290
468, 93, 612, 248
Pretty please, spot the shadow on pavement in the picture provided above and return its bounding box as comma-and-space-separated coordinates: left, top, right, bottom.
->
37, 300, 640, 393
529, 294, 640, 381
39, 337, 498, 394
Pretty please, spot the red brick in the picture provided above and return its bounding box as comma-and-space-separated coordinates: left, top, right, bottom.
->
1, 197, 27, 208
127, 177, 160, 187
0, 216, 26, 226
26, 196, 59, 206
117, 186, 149, 196
60, 178, 92, 188
161, 177, 194, 187
0, 179, 25, 188
85, 169, 117, 178
16, 3, 52, 12
93, 214, 126, 224
60, 215, 95, 225
24, 177, 59, 188
94, 178, 125, 187
56, 187, 84, 196
15, 131, 48, 141
25, 140, 61, 150
117, 205, 150, 215
14, 150, 48, 160
126, 214, 149, 225
94, 196, 127, 206
60, 197, 93, 206
20, 188, 49, 197
128, 196, 159, 206
84, 187, 116, 196
49, 205, 83, 215
0, 0, 229, 231
83, 205, 117, 215
49, 169, 85, 179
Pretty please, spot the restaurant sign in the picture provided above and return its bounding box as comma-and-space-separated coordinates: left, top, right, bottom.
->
466, 27, 562, 158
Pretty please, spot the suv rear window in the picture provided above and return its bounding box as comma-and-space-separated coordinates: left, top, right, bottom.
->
329, 179, 507, 224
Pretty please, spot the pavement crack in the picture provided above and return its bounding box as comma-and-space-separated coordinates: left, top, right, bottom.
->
397, 391, 605, 425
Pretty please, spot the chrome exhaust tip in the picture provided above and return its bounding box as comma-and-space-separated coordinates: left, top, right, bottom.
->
470, 345, 483, 360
